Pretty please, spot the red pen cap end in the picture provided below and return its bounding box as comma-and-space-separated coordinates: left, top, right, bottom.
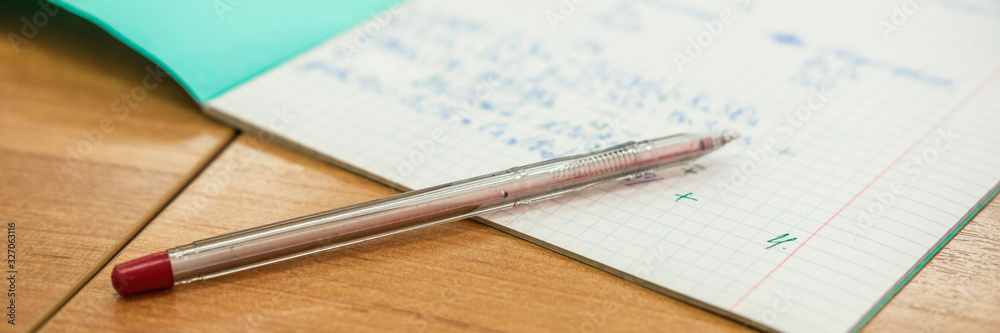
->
112, 251, 174, 296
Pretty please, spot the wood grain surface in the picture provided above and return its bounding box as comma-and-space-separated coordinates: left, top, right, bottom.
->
0, 1, 234, 331
865, 199, 1000, 332
43, 135, 1000, 332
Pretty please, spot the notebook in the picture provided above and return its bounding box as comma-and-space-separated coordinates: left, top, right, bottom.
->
55, 0, 1000, 331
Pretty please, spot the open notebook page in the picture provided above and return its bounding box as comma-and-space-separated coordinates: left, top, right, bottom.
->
205, 0, 1000, 331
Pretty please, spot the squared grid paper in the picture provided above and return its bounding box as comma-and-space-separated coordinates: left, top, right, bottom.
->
206, 1, 1000, 332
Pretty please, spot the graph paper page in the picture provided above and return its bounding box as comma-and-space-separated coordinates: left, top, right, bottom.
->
206, 0, 1000, 331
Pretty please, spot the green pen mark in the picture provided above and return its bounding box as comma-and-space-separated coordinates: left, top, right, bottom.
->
766, 233, 797, 250
675, 192, 697, 202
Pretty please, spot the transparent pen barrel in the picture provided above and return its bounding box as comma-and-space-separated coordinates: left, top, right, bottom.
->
168, 178, 510, 284
167, 133, 718, 284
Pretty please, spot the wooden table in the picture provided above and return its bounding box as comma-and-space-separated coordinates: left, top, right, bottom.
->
0, 2, 233, 331
3, 2, 998, 332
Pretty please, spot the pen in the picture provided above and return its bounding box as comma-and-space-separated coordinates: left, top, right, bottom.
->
111, 132, 739, 296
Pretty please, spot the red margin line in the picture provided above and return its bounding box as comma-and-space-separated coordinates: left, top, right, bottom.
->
728, 67, 1000, 312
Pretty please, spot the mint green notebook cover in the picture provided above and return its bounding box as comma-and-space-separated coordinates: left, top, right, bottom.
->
50, 0, 397, 102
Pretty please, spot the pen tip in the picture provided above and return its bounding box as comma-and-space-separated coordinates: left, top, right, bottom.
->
721, 132, 741, 145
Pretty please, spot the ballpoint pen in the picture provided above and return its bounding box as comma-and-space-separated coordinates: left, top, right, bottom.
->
112, 132, 740, 296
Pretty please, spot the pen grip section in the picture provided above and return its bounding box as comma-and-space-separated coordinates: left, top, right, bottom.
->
551, 146, 636, 180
